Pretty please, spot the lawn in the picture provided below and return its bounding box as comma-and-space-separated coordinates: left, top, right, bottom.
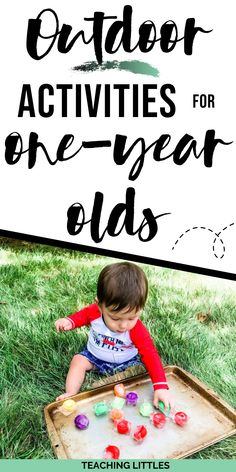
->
0, 238, 236, 459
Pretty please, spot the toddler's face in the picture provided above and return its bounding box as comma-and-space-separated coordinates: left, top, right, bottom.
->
101, 304, 140, 333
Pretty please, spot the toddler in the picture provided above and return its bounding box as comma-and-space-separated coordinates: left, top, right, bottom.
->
55, 262, 172, 409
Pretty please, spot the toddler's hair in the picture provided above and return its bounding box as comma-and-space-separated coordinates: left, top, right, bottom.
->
97, 262, 148, 312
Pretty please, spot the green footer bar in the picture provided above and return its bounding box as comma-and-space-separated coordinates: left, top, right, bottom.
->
1, 460, 235, 472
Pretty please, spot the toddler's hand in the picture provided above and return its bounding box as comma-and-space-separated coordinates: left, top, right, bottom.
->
55, 318, 73, 332
153, 389, 174, 412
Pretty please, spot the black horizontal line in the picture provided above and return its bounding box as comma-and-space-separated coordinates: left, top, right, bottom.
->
0, 228, 235, 281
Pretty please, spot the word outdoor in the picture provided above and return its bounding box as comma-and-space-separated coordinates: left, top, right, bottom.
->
26, 5, 212, 63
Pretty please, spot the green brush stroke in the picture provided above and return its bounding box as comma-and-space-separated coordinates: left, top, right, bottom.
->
73, 60, 159, 78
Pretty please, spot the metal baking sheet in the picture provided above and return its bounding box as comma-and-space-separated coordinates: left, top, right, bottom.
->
44, 366, 236, 459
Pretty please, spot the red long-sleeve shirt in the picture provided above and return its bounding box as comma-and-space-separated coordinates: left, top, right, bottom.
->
67, 303, 168, 391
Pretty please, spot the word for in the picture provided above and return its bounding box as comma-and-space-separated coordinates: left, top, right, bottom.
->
26, 5, 212, 63
193, 94, 215, 108
18, 83, 176, 118
5, 131, 232, 180
67, 187, 171, 243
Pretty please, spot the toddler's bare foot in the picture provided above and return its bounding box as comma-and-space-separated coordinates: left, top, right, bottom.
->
56, 392, 77, 401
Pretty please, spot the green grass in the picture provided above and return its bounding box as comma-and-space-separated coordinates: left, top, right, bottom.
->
0, 238, 236, 459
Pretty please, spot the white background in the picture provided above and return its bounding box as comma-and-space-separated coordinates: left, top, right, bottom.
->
0, 0, 235, 274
